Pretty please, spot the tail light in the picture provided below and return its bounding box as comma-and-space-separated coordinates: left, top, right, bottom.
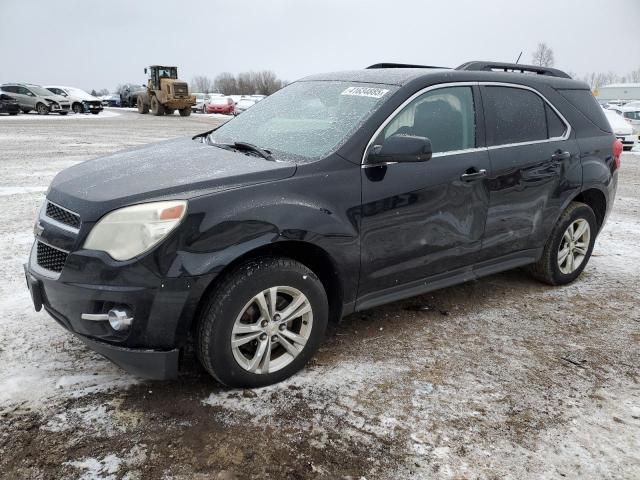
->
613, 139, 623, 170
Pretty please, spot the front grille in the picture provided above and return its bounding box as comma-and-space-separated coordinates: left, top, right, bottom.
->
61, 104, 70, 110
36, 241, 68, 273
173, 83, 188, 96
46, 202, 81, 228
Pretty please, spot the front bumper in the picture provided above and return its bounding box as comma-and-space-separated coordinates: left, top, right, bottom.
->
24, 238, 212, 380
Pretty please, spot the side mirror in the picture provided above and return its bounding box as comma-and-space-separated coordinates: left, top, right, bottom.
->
367, 135, 432, 164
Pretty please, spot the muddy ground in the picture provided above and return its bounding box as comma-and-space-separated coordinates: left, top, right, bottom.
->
0, 109, 638, 480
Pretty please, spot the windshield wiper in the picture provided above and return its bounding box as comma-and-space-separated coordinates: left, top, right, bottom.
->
232, 142, 274, 161
202, 136, 274, 161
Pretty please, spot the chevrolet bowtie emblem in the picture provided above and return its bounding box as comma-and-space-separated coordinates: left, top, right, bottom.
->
33, 222, 44, 237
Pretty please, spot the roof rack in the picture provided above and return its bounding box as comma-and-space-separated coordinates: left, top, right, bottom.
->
456, 61, 571, 79
367, 63, 448, 70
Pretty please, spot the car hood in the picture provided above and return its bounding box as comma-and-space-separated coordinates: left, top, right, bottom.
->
47, 137, 297, 222
44, 94, 70, 103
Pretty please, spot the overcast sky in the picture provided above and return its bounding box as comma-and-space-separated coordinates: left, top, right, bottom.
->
1, 0, 639, 92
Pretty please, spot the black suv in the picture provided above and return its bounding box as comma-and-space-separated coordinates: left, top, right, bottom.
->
25, 61, 621, 387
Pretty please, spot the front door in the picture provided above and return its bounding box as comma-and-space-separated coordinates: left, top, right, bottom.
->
358, 84, 491, 306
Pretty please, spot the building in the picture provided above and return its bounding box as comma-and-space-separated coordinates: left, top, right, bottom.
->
594, 83, 640, 104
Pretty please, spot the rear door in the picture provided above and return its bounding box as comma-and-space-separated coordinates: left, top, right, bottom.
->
358, 84, 491, 305
478, 84, 581, 260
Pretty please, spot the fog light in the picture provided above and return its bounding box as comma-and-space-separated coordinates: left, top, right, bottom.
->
108, 308, 133, 331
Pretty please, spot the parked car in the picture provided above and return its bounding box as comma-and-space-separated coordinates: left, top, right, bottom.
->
603, 108, 636, 150
204, 96, 235, 114
0, 83, 71, 115
44, 85, 103, 114
610, 105, 640, 136
251, 94, 266, 102
623, 100, 640, 109
234, 98, 257, 114
229, 94, 243, 105
192, 92, 206, 113
0, 91, 20, 115
119, 84, 145, 108
24, 61, 620, 387
101, 93, 121, 107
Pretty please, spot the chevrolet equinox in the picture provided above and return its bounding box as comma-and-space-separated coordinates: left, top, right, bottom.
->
25, 61, 621, 387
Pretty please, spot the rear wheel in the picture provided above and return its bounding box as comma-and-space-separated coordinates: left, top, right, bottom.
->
179, 107, 191, 117
36, 103, 49, 115
150, 96, 164, 116
72, 103, 84, 114
197, 257, 328, 388
529, 201, 597, 285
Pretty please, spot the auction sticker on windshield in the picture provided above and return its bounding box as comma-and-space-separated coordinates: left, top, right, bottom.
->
341, 86, 389, 98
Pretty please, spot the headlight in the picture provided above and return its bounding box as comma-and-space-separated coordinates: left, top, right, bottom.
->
84, 200, 187, 261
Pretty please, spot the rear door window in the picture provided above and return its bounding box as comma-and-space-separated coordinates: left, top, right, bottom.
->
545, 104, 567, 138
483, 86, 550, 146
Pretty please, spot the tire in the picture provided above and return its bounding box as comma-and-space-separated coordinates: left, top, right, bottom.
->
72, 103, 84, 114
21, 109, 30, 114
9, 112, 18, 116
59, 112, 68, 115
137, 100, 149, 114
179, 107, 191, 117
164, 108, 175, 115
36, 103, 49, 115
91, 111, 100, 115
529, 201, 597, 286
197, 257, 328, 388
151, 96, 165, 116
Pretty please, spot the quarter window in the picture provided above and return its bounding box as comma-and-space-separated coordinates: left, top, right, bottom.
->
381, 86, 476, 154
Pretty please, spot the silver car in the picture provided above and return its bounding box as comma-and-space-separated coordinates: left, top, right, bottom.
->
0, 83, 71, 115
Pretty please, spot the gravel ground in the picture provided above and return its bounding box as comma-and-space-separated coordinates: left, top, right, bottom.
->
0, 109, 638, 480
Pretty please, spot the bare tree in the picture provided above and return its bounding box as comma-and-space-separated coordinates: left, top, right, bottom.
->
213, 70, 285, 95
628, 68, 640, 83
191, 75, 214, 93
532, 43, 554, 67
213, 72, 237, 95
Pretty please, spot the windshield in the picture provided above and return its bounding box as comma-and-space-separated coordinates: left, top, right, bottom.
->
212, 98, 230, 106
29, 86, 58, 96
209, 80, 397, 161
194, 93, 205, 100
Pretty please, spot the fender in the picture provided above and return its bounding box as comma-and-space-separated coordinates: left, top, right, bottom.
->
154, 155, 363, 306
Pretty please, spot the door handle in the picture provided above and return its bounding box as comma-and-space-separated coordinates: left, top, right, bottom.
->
460, 168, 487, 182
551, 150, 571, 161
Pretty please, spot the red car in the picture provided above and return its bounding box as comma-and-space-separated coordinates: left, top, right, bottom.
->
204, 96, 235, 115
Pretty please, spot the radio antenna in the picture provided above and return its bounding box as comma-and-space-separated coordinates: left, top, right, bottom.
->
515, 52, 523, 64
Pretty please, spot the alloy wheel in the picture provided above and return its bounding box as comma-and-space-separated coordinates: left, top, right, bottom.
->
231, 286, 313, 374
557, 218, 590, 274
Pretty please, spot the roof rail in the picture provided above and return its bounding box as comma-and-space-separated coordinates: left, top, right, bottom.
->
456, 61, 571, 79
367, 62, 448, 70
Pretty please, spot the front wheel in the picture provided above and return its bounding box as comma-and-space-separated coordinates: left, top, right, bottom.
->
529, 201, 597, 285
150, 96, 164, 116
72, 103, 84, 114
179, 107, 191, 116
197, 257, 328, 388
36, 103, 49, 115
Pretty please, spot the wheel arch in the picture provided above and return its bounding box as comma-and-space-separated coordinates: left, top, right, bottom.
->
572, 187, 607, 231
191, 240, 345, 335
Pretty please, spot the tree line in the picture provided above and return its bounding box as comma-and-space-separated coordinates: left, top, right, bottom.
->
190, 70, 286, 95
532, 42, 640, 90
